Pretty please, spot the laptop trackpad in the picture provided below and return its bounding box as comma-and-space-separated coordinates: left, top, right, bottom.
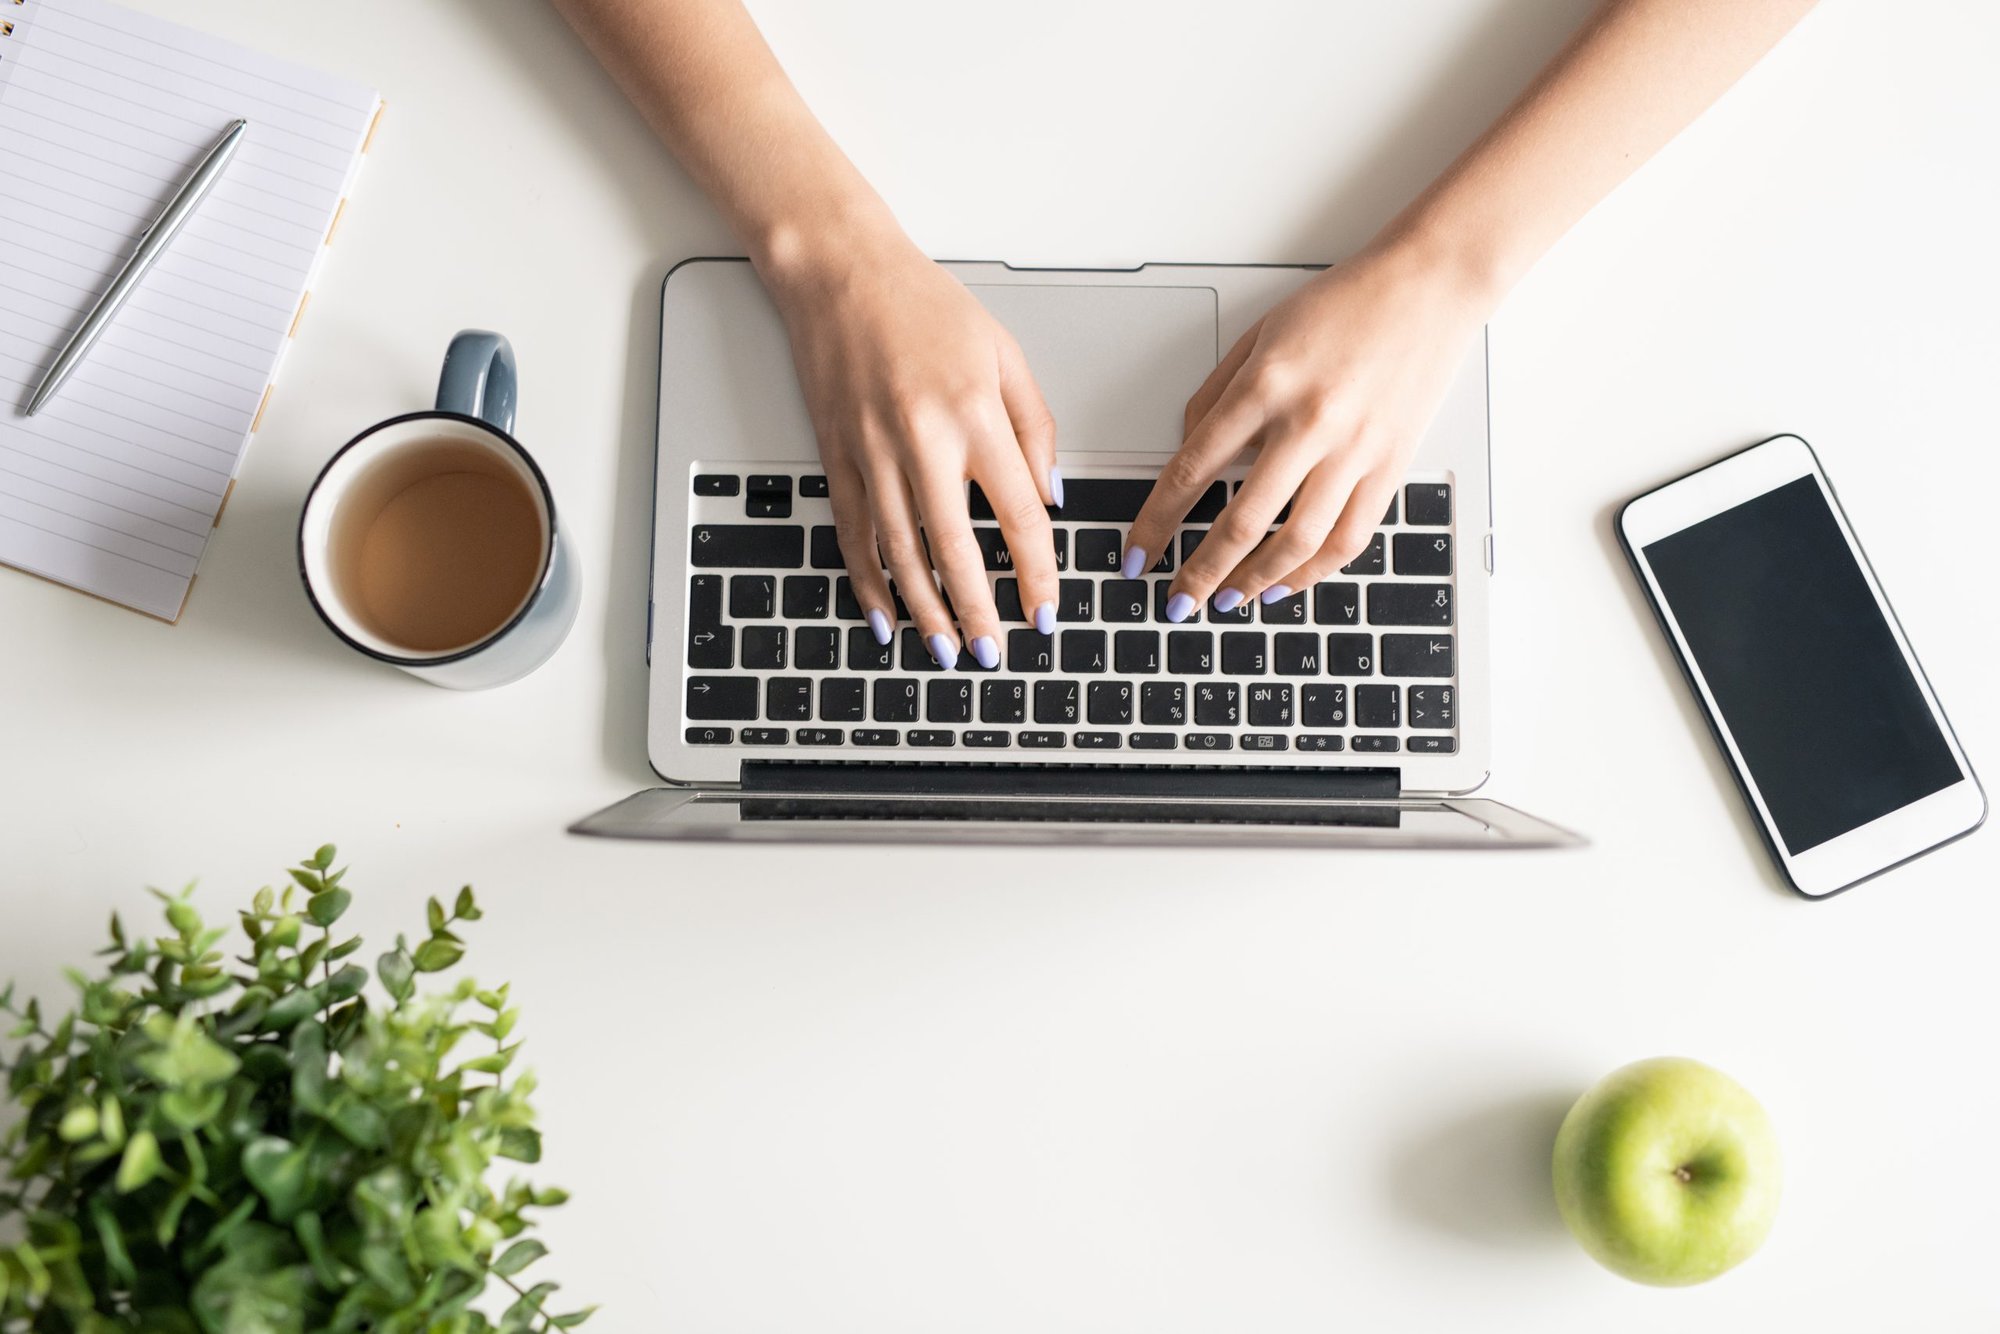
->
968, 283, 1218, 456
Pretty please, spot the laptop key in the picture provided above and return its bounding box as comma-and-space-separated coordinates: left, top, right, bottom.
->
1035, 680, 1080, 725
927, 678, 973, 723
1313, 581, 1360, 626
796, 626, 839, 670
783, 575, 830, 619
693, 473, 739, 496
1297, 734, 1345, 752
1405, 482, 1451, 526
973, 527, 1015, 571
1369, 584, 1453, 627
1211, 597, 1253, 624
1394, 532, 1452, 577
1180, 528, 1207, 563
1130, 732, 1177, 750
798, 728, 844, 746
1074, 731, 1123, 750
1327, 633, 1373, 676
741, 728, 790, 745
1088, 680, 1134, 725
1062, 630, 1108, 673
835, 577, 863, 620
1115, 630, 1160, 674
909, 730, 956, 747
981, 679, 1027, 724
1242, 734, 1289, 752
692, 524, 803, 568
766, 677, 812, 722
1058, 579, 1094, 622
1383, 634, 1454, 678
810, 525, 843, 570
687, 676, 757, 720
1141, 681, 1186, 725
1355, 684, 1401, 728
746, 474, 792, 518
1353, 735, 1401, 753
1007, 629, 1055, 672
1407, 685, 1455, 729
1168, 631, 1214, 674
1155, 581, 1199, 623
1019, 730, 1068, 749
1187, 733, 1234, 752
687, 576, 733, 669
1381, 493, 1399, 526
847, 626, 892, 672
1259, 589, 1307, 624
820, 678, 866, 721
1249, 683, 1293, 727
1195, 682, 1239, 726
1221, 632, 1267, 675
995, 578, 1025, 622
900, 628, 945, 672
1077, 528, 1122, 572
1408, 736, 1457, 754
743, 626, 786, 670
729, 575, 774, 619
1340, 533, 1386, 576
1102, 579, 1148, 622
1301, 684, 1347, 728
1273, 632, 1320, 676
873, 678, 920, 722
686, 726, 734, 744
965, 730, 1011, 748
800, 474, 830, 498
854, 729, 900, 746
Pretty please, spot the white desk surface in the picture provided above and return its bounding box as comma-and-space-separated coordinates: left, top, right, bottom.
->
4, 1, 1996, 1327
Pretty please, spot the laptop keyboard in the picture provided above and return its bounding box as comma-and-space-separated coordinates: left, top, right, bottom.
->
678, 468, 1460, 759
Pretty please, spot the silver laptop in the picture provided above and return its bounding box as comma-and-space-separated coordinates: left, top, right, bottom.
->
572, 259, 1579, 847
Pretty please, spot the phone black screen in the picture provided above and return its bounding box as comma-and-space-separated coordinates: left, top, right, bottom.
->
1643, 474, 1961, 855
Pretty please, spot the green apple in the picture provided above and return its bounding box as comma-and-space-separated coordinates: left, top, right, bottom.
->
1552, 1056, 1781, 1286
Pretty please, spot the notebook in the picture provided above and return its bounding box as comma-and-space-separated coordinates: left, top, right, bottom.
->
0, 0, 381, 621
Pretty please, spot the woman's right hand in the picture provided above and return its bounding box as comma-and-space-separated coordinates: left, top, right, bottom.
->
759, 230, 1062, 670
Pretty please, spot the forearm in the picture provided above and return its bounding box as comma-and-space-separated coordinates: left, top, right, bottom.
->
1379, 0, 1819, 309
549, 0, 904, 285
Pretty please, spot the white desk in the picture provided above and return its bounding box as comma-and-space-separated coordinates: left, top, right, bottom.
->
4, 1, 1996, 1327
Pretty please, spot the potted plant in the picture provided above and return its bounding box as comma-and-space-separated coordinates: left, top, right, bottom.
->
0, 848, 593, 1333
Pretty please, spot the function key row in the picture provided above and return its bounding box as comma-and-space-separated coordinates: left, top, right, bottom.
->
685, 725, 1456, 755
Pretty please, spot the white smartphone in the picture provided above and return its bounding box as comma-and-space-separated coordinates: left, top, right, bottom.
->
1619, 434, 1985, 899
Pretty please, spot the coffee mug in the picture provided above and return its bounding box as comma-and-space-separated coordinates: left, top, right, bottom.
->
298, 331, 579, 689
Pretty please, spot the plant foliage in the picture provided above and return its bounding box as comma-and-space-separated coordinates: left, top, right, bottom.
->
0, 847, 593, 1333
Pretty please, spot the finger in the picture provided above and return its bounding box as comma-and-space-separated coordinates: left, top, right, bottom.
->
1123, 384, 1265, 585
1268, 470, 1402, 594
1165, 431, 1325, 616
825, 460, 897, 646
997, 334, 1061, 509
910, 457, 1005, 670
970, 430, 1060, 642
1182, 319, 1260, 439
1219, 457, 1370, 604
862, 460, 959, 666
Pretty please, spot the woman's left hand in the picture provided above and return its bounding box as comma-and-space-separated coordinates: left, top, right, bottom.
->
1122, 238, 1489, 618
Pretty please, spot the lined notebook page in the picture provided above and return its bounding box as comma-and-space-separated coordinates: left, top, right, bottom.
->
0, 0, 379, 620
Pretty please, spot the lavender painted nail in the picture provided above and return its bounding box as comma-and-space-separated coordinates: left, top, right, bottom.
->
1034, 601, 1057, 635
1048, 466, 1065, 510
1214, 587, 1245, 613
1165, 592, 1196, 623
867, 608, 893, 646
1120, 546, 1148, 579
971, 635, 1000, 669
927, 633, 958, 670
1259, 584, 1293, 605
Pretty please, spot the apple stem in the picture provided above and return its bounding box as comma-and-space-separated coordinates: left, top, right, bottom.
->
1674, 1165, 1695, 1183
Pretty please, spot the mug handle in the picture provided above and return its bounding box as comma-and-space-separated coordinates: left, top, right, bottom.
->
436, 330, 518, 435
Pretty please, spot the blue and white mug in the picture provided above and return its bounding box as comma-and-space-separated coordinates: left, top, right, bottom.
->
298, 331, 579, 689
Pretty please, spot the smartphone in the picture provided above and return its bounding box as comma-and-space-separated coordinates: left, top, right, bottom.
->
1618, 434, 1985, 899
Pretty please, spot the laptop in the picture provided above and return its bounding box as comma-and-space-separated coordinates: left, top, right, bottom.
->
572, 259, 1579, 847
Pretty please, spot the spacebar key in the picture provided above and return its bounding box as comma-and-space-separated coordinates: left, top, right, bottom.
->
691, 524, 805, 568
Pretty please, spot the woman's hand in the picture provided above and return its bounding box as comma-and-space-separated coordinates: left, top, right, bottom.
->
1122, 240, 1487, 619
763, 231, 1061, 668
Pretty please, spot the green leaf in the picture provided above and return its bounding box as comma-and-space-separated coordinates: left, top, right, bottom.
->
88, 1195, 139, 1288
57, 1103, 99, 1142
490, 1238, 547, 1277
290, 1020, 328, 1113
240, 1136, 311, 1223
115, 1129, 161, 1193
412, 938, 464, 973
323, 964, 367, 1004
312, 844, 336, 871
427, 897, 447, 934
455, 886, 479, 920
253, 885, 275, 915
377, 949, 415, 1003
552, 1307, 599, 1328
98, 1095, 126, 1149
166, 899, 201, 937
307, 888, 351, 928
287, 868, 324, 894
158, 1084, 226, 1130
496, 1127, 541, 1164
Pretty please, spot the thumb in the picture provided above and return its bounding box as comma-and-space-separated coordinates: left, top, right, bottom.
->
996, 333, 1060, 507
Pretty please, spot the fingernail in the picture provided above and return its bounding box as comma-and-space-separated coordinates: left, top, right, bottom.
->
1048, 466, 1065, 510
1165, 592, 1196, 623
927, 633, 958, 670
1259, 584, 1293, 605
1034, 601, 1057, 635
868, 609, 893, 646
1214, 587, 1245, 613
971, 635, 1000, 669
1120, 546, 1148, 579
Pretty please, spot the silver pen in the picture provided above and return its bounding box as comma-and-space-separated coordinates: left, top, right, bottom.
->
25, 118, 250, 418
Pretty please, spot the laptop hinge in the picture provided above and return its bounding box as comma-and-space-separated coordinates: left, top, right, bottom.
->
740, 761, 1400, 802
